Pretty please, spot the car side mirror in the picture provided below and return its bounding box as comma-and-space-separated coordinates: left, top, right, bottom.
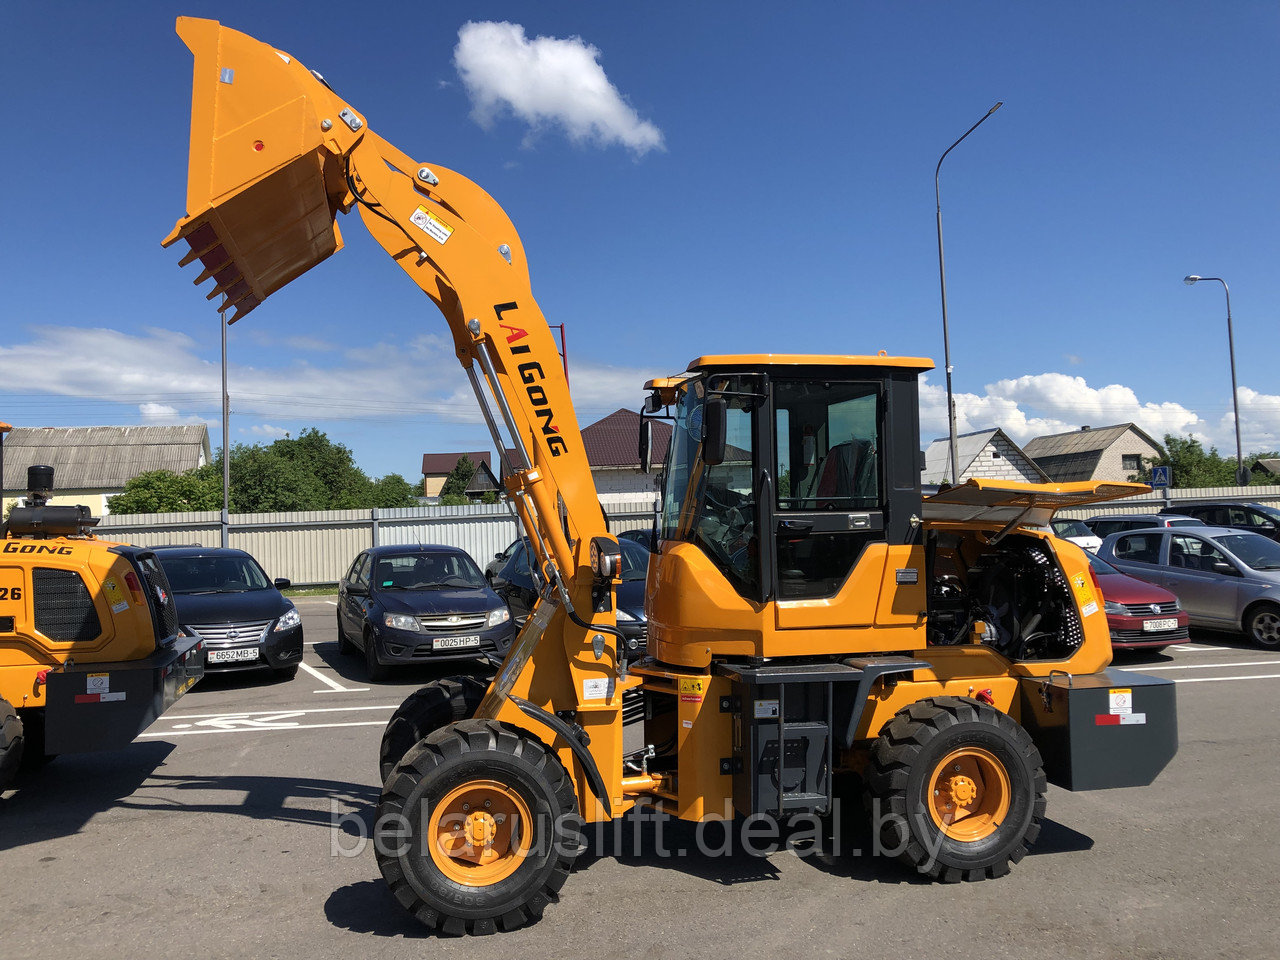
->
702, 397, 727, 466
1212, 561, 1238, 576
348, 582, 368, 596
273, 577, 291, 590
639, 418, 654, 473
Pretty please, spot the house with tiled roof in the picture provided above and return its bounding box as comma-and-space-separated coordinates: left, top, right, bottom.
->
0, 425, 211, 516
420, 451, 490, 498
581, 409, 672, 503
1023, 423, 1163, 483
922, 428, 1049, 486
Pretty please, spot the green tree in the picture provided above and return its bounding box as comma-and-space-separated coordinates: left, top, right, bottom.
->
269, 429, 372, 509
1135, 435, 1241, 488
108, 469, 221, 513
439, 454, 477, 499
369, 473, 419, 509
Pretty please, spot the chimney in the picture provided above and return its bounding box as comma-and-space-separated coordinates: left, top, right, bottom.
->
1080, 425, 1091, 432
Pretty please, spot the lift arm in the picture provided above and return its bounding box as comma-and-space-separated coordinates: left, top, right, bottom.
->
163, 18, 626, 810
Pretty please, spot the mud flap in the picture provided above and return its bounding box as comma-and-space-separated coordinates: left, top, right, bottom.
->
1018, 668, 1177, 791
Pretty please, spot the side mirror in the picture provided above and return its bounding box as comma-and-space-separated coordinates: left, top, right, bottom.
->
348, 582, 368, 596
639, 419, 654, 473
702, 397, 727, 466
273, 577, 291, 590
1212, 561, 1238, 576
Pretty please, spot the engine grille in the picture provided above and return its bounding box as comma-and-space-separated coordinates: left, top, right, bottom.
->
1121, 601, 1180, 616
33, 568, 102, 642
416, 613, 488, 634
137, 554, 178, 640
188, 619, 272, 645
1112, 627, 1189, 641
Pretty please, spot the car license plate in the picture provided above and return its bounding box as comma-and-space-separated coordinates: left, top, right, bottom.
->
434, 635, 482, 650
208, 647, 260, 663
1143, 618, 1178, 632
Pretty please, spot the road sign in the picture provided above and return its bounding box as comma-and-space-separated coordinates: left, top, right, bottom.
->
1151, 466, 1171, 489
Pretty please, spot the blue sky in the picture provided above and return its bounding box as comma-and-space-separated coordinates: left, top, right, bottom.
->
2, 1, 1277, 481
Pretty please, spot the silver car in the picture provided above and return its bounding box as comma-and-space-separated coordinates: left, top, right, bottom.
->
1096, 526, 1280, 648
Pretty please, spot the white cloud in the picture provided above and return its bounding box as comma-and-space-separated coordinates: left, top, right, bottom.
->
454, 21, 664, 155
242, 423, 290, 440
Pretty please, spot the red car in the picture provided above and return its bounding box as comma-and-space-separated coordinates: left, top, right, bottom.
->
1088, 552, 1189, 652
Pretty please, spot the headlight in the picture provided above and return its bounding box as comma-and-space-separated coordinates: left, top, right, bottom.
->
383, 613, 421, 632
487, 607, 511, 627
274, 606, 301, 632
615, 609, 636, 622
1166, 599, 1181, 612
1103, 600, 1126, 615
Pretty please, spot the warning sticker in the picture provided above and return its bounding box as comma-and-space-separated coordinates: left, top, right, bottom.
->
582, 677, 610, 701
103, 578, 130, 614
678, 677, 705, 704
1071, 572, 1096, 610
1081, 601, 1098, 618
410, 205, 454, 245
1109, 688, 1132, 715
754, 699, 780, 719
1096, 712, 1146, 726
87, 673, 110, 695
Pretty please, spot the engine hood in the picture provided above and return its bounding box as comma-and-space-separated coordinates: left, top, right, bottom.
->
1095, 571, 1178, 605
377, 587, 502, 616
171, 588, 290, 625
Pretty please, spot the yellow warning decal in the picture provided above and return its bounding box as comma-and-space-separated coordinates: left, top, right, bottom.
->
409, 205, 454, 245
1070, 572, 1095, 607
678, 677, 706, 703
103, 578, 130, 613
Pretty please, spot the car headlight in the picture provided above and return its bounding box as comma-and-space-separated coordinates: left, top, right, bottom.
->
274, 606, 301, 632
383, 613, 421, 632
1103, 600, 1126, 615
615, 609, 636, 622
487, 607, 511, 627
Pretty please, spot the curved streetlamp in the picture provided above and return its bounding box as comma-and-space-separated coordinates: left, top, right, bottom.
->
937, 102, 1003, 484
1183, 275, 1249, 486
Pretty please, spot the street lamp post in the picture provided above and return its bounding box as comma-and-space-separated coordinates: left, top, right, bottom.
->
937, 101, 1003, 485
221, 310, 231, 547
1183, 275, 1249, 486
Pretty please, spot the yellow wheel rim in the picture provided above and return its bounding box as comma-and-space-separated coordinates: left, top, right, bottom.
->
928, 747, 1011, 842
427, 779, 533, 886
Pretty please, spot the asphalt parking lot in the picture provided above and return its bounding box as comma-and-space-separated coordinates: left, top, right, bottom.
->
3, 597, 1278, 960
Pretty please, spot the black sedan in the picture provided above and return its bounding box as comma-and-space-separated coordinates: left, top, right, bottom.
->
337, 545, 515, 680
153, 546, 303, 679
492, 538, 650, 654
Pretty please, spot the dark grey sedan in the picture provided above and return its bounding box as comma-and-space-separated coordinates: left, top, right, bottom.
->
1096, 526, 1280, 648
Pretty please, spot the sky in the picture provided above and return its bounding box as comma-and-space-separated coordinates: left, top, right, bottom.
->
1, 1, 1277, 482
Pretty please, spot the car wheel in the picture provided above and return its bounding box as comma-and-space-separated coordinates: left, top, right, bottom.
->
336, 613, 356, 656
365, 629, 391, 682
376, 719, 581, 934
379, 675, 489, 783
273, 665, 299, 681
866, 696, 1046, 882
0, 699, 24, 792
1245, 602, 1280, 649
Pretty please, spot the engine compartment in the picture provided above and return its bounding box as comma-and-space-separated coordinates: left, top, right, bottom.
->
927, 532, 1085, 661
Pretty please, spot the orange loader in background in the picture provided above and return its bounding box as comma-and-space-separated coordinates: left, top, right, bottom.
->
164, 18, 1176, 935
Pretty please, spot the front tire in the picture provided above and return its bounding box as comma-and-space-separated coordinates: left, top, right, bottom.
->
365, 630, 391, 682
380, 675, 489, 783
866, 696, 1045, 882
1245, 602, 1280, 649
376, 719, 580, 935
0, 699, 25, 792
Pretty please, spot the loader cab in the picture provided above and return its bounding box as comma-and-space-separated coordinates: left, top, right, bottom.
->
643, 355, 934, 667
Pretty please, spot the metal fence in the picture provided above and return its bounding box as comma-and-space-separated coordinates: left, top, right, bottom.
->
1054, 484, 1280, 520
97, 499, 659, 587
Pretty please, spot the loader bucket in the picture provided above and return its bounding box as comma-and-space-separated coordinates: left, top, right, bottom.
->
162, 18, 352, 323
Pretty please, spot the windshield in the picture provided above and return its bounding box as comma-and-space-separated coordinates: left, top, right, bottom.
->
1254, 504, 1280, 523
1168, 518, 1204, 527
161, 554, 272, 594
1086, 551, 1122, 576
618, 539, 650, 581
1053, 519, 1093, 538
1219, 534, 1280, 571
374, 553, 487, 590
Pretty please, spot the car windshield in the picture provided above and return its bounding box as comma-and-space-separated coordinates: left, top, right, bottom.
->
374, 553, 486, 590
1167, 518, 1204, 527
1253, 504, 1280, 523
1053, 520, 1093, 538
1086, 552, 1122, 576
619, 539, 651, 581
1218, 534, 1280, 571
161, 555, 272, 594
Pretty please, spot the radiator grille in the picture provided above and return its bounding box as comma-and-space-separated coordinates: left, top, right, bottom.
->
416, 613, 488, 634
33, 568, 102, 642
137, 553, 178, 640
188, 620, 272, 645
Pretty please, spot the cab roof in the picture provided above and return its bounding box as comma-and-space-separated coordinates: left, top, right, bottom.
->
686, 353, 935, 372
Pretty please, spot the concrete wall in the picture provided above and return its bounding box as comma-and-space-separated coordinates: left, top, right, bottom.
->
95, 499, 657, 587
1096, 432, 1163, 482
965, 436, 1045, 483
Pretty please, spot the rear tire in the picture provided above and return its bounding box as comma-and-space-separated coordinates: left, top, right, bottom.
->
0, 699, 24, 792
376, 719, 580, 935
1245, 602, 1280, 649
380, 675, 489, 783
866, 696, 1045, 882
365, 629, 390, 682
337, 614, 356, 656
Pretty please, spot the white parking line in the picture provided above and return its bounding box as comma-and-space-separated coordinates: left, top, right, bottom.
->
1170, 644, 1229, 651
325, 600, 337, 606
1173, 673, 1280, 684
299, 660, 369, 694
160, 704, 401, 721
140, 719, 389, 738
1140, 660, 1280, 672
